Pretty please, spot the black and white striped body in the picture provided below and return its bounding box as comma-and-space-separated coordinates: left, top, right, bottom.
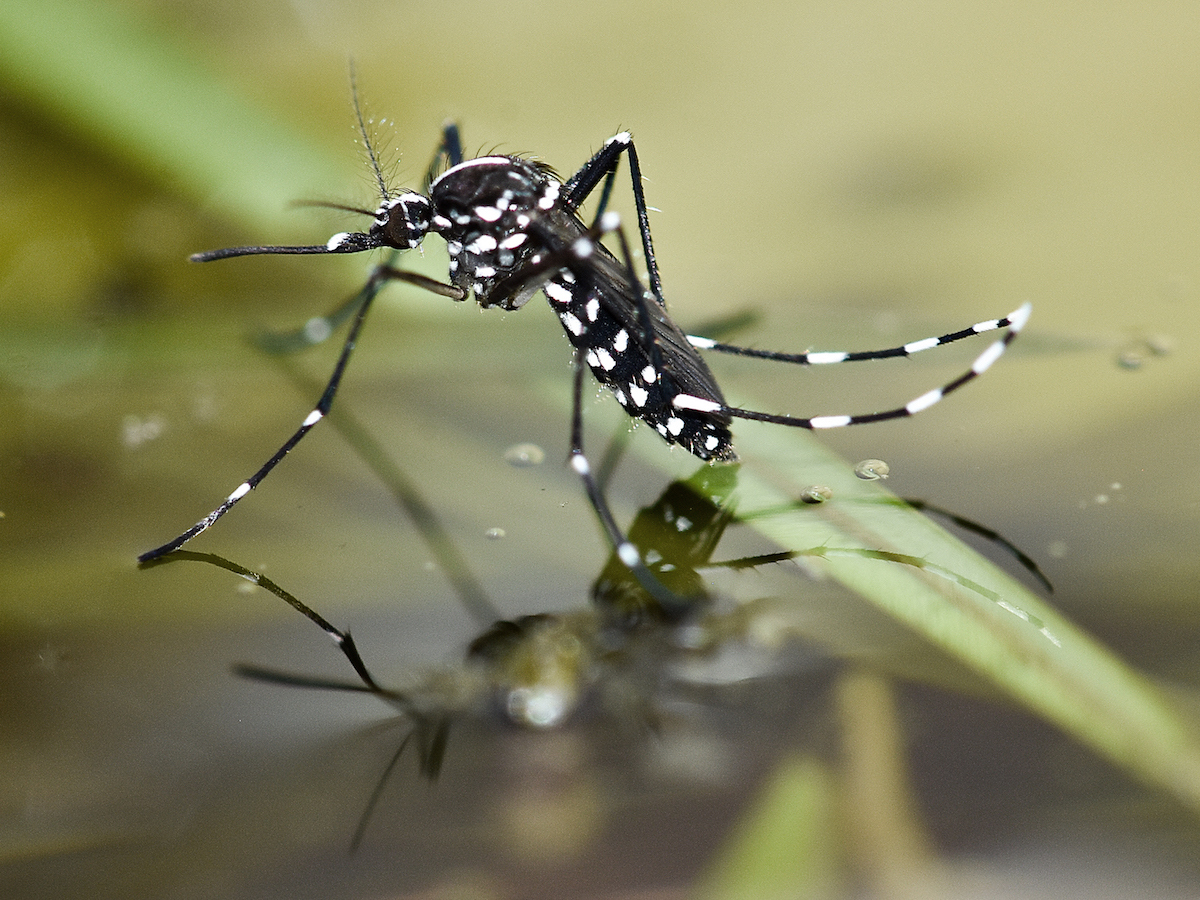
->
141, 115, 1028, 583
415, 153, 735, 461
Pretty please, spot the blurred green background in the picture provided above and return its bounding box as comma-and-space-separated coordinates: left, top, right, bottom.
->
2, 1, 1199, 898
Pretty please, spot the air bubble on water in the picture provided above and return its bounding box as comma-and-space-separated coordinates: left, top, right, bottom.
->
854, 459, 890, 481
799, 485, 833, 504
122, 414, 166, 448
1117, 350, 1144, 370
304, 316, 332, 344
1145, 334, 1173, 356
1117, 334, 1173, 369
504, 442, 546, 467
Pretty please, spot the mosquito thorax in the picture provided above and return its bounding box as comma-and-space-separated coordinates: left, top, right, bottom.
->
425, 157, 559, 306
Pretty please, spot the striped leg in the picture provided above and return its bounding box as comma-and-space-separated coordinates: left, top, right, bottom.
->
712, 303, 1032, 430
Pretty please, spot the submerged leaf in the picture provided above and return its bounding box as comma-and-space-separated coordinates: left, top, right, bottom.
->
684, 417, 1200, 814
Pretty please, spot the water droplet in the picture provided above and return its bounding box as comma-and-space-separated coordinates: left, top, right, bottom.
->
854, 459, 890, 481
485, 527, 506, 540
799, 485, 833, 504
504, 442, 545, 467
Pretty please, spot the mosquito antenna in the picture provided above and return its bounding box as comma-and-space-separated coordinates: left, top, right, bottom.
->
349, 61, 390, 203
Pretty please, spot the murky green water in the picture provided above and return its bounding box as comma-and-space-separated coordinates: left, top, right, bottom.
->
3, 2, 1200, 898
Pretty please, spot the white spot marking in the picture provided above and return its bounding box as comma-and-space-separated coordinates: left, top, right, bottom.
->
606, 132, 631, 146
906, 389, 944, 414
641, 365, 657, 383
431, 156, 511, 188
972, 318, 1001, 333
617, 542, 641, 567
613, 329, 629, 352
475, 265, 496, 278
432, 215, 451, 229
904, 337, 940, 354
229, 482, 251, 501
326, 232, 351, 251
585, 298, 600, 322
303, 409, 324, 427
972, 340, 1006, 374
672, 394, 722, 414
595, 348, 616, 371
705, 435, 720, 451
598, 210, 620, 232
811, 415, 852, 429
467, 234, 498, 253
808, 351, 849, 365
667, 417, 684, 436
1010, 302, 1032, 330
474, 205, 502, 222
572, 237, 594, 258
562, 312, 583, 335
544, 281, 573, 304
629, 384, 649, 407
686, 334, 717, 349
570, 453, 590, 475
499, 233, 527, 249
538, 182, 561, 210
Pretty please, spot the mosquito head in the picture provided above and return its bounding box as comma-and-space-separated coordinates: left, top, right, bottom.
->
190, 192, 436, 263
367, 191, 433, 250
